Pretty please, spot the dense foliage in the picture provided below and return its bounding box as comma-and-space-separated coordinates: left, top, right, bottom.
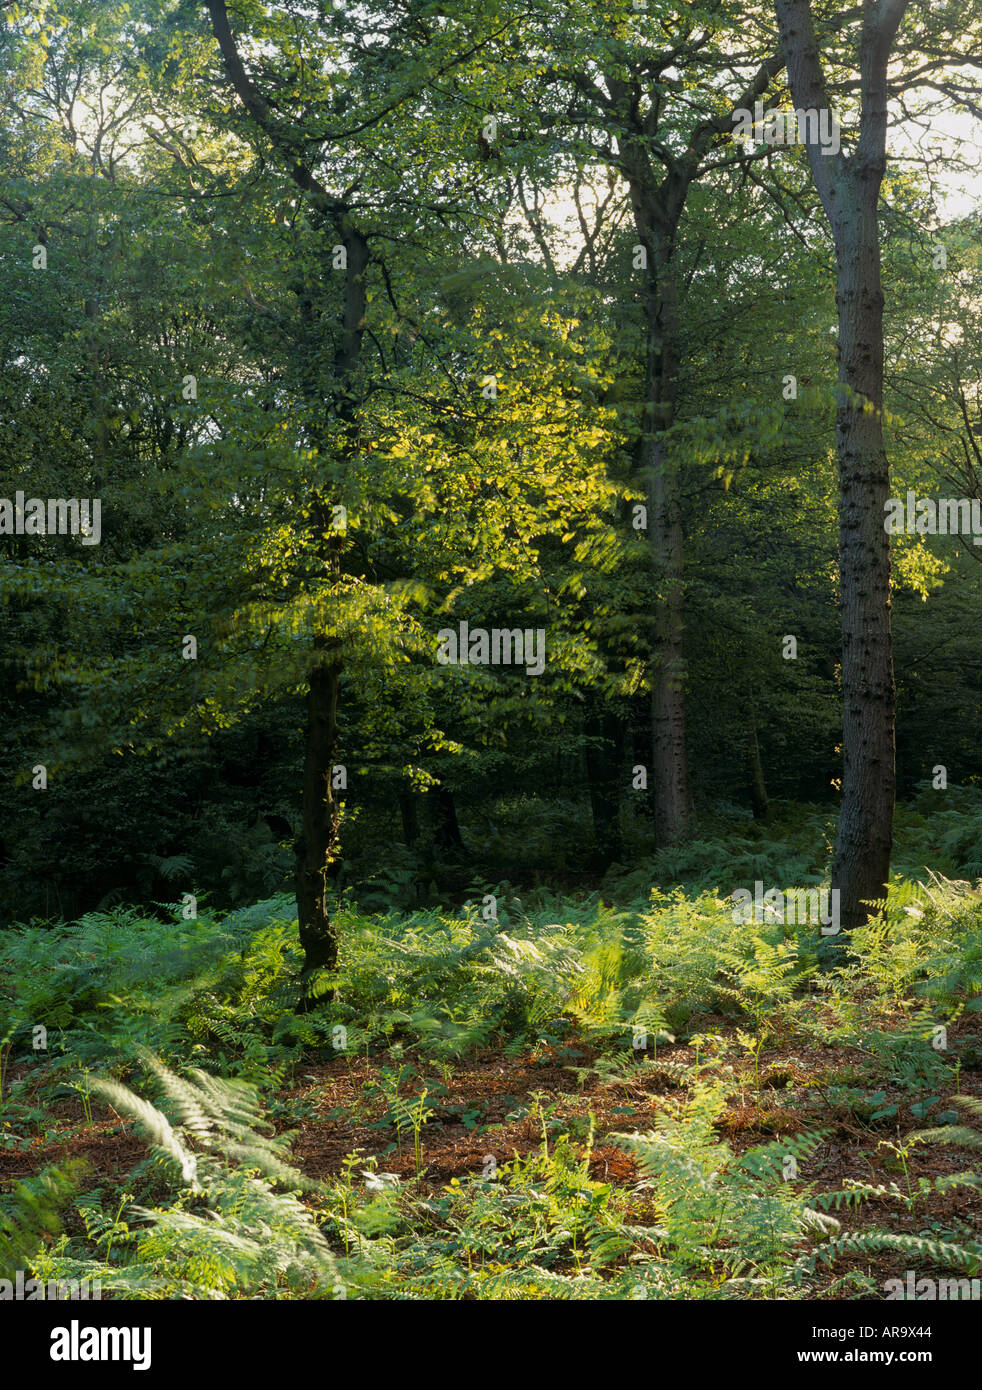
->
2, 0, 982, 1313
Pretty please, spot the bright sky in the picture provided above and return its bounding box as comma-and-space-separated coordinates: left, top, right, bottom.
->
892, 105, 982, 222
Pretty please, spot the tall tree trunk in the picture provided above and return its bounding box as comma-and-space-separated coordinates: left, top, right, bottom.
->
644, 301, 691, 846
775, 0, 905, 927
609, 54, 785, 848
292, 216, 368, 997
831, 201, 897, 925
296, 643, 341, 1009
625, 168, 693, 848
207, 0, 370, 992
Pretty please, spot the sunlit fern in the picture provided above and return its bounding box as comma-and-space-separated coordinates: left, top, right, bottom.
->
31, 1051, 346, 1300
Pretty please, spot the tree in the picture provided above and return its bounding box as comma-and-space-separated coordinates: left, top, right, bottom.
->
495, 1, 793, 844
773, 0, 904, 927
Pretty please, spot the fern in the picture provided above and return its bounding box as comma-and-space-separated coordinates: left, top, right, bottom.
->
610, 1086, 833, 1292
912, 1093, 982, 1152
30, 1053, 347, 1300
0, 1162, 87, 1281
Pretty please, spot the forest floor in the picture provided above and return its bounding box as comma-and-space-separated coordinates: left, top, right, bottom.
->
4, 1008, 981, 1300
3, 831, 982, 1299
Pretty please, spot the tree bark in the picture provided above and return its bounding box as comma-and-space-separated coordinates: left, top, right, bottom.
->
295, 644, 341, 1008
775, 0, 905, 927
641, 236, 692, 847
616, 147, 692, 847
831, 200, 897, 925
